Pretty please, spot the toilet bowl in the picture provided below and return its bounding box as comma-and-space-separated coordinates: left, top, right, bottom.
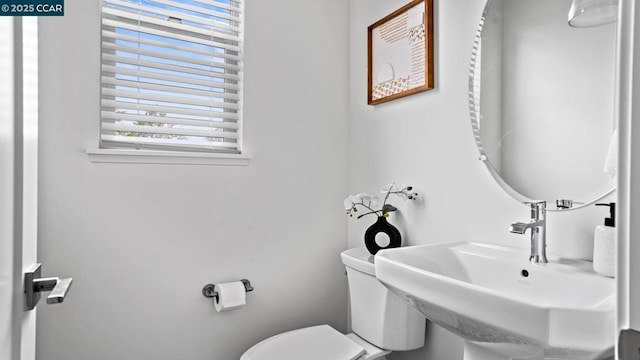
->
240, 247, 426, 360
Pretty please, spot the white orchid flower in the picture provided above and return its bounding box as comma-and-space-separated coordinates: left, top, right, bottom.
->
343, 196, 354, 211
344, 182, 416, 220
360, 194, 380, 207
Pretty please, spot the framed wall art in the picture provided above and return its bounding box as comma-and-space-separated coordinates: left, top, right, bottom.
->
368, 0, 434, 105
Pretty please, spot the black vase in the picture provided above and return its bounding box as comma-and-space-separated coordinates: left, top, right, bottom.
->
364, 216, 402, 255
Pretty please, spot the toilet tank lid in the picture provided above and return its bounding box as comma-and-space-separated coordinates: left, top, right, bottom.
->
240, 325, 365, 360
341, 247, 375, 275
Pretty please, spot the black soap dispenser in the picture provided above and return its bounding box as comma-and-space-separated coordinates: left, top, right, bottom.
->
593, 203, 616, 277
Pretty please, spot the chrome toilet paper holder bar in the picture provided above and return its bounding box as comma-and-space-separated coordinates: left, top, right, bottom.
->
202, 279, 253, 301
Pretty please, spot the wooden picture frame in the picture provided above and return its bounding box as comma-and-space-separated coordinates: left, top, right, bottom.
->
367, 0, 434, 105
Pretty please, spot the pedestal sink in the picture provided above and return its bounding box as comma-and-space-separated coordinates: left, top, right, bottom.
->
374, 242, 615, 360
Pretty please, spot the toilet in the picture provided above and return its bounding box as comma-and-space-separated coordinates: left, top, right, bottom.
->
240, 247, 426, 360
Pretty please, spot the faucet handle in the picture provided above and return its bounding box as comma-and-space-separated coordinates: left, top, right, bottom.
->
556, 199, 573, 209
524, 201, 546, 219
524, 200, 546, 207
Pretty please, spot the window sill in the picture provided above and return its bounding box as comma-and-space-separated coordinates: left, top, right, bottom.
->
86, 148, 251, 166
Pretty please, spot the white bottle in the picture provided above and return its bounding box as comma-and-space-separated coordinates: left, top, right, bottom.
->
593, 203, 616, 278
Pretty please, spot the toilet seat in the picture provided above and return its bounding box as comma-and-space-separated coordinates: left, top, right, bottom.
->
240, 325, 365, 360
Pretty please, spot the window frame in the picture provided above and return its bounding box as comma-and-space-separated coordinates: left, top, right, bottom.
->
94, 0, 246, 163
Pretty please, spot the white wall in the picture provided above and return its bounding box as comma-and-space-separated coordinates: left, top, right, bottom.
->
36, 1, 350, 359
348, 0, 616, 359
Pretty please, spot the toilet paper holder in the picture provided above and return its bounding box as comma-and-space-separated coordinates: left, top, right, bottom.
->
202, 279, 253, 301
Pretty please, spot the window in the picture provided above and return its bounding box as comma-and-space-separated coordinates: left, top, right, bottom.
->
100, 0, 243, 154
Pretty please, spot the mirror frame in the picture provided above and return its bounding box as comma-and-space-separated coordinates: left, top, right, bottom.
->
468, 0, 615, 211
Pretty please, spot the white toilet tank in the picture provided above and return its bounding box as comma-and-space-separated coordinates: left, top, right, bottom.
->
341, 247, 426, 351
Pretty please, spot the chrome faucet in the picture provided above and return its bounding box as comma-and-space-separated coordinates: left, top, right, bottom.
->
509, 201, 547, 264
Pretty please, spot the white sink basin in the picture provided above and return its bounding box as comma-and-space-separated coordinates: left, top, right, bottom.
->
374, 242, 615, 359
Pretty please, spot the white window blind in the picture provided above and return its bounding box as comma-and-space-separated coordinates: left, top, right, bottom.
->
100, 0, 243, 154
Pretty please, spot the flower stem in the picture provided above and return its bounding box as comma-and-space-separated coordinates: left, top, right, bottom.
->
382, 187, 392, 207
356, 210, 378, 219
354, 202, 381, 217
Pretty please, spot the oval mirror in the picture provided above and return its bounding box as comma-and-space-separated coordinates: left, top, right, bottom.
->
469, 0, 616, 210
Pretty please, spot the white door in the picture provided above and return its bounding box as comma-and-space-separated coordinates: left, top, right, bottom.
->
1, 16, 42, 360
